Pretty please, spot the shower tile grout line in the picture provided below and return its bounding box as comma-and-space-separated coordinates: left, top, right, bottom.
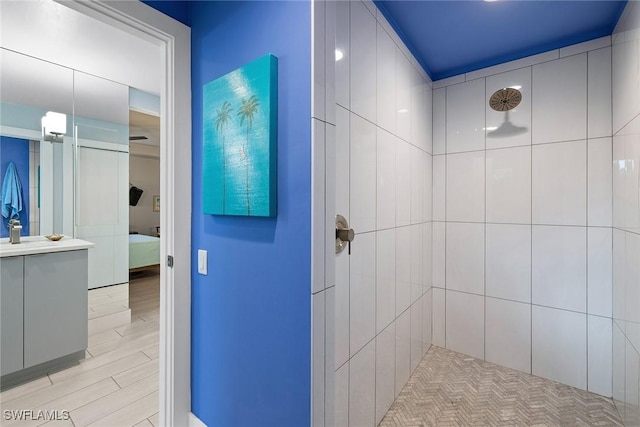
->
586, 59, 589, 393
483, 76, 487, 363
443, 84, 447, 350
530, 65, 534, 377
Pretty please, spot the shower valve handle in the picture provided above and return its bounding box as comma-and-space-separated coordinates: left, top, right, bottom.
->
335, 214, 355, 255
337, 227, 355, 243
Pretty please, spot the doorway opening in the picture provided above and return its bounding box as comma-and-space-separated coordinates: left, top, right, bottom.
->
0, 1, 191, 425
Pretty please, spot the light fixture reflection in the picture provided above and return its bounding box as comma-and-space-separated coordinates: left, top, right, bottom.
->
335, 49, 344, 62
397, 108, 409, 114
41, 111, 67, 143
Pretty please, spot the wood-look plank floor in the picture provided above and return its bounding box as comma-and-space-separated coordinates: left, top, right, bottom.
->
1, 270, 160, 427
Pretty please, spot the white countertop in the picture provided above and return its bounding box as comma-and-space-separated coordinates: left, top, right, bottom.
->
0, 235, 95, 258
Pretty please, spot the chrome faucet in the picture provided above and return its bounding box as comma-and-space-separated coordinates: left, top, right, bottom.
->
8, 219, 22, 244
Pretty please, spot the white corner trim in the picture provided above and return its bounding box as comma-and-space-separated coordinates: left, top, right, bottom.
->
189, 412, 208, 427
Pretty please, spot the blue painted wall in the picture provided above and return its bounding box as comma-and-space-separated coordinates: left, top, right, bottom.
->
0, 136, 30, 237
190, 2, 311, 426
141, 0, 190, 26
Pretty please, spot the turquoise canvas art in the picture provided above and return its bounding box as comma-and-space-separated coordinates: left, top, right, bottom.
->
202, 54, 277, 217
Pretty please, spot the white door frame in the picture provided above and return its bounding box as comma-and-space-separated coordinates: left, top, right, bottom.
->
64, 1, 192, 425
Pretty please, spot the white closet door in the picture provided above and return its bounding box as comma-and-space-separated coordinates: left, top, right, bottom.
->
73, 70, 129, 290
76, 145, 128, 289
77, 147, 119, 227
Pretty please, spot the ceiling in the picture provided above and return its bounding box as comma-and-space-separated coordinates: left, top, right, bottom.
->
376, 0, 627, 81
130, 109, 160, 147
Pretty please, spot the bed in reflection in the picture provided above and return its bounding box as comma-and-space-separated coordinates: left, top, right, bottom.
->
129, 234, 160, 272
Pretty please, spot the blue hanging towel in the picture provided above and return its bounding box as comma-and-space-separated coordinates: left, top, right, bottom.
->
1, 162, 23, 220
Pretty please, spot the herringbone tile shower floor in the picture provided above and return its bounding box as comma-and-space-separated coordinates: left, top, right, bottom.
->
379, 346, 623, 427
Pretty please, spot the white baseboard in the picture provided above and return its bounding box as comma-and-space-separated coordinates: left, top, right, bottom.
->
189, 412, 207, 427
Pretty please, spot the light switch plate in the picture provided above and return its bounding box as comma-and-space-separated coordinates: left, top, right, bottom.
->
198, 249, 207, 275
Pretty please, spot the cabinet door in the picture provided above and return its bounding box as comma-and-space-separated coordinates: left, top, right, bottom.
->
24, 250, 88, 368
0, 256, 24, 375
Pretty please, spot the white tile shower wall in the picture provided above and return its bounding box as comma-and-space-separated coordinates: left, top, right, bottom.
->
485, 146, 531, 224
485, 297, 531, 373
432, 37, 614, 397
375, 323, 395, 424
311, 1, 338, 425
485, 223, 531, 303
588, 314, 613, 397
588, 137, 613, 226
531, 225, 587, 313
531, 140, 587, 226
445, 222, 484, 295
328, 1, 434, 426
613, 2, 640, 423
624, 340, 640, 424
446, 150, 485, 222
350, 1, 376, 123
349, 339, 375, 427
532, 54, 587, 145
588, 47, 613, 139
313, 291, 326, 427
445, 290, 484, 360
446, 79, 485, 153
532, 305, 587, 390
350, 231, 376, 356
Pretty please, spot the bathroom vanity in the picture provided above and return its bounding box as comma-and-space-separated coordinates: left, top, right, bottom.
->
0, 236, 93, 388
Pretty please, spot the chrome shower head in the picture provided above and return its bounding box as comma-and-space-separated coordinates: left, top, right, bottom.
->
489, 87, 522, 112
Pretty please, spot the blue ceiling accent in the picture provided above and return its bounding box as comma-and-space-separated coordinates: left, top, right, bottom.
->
376, 0, 627, 81
140, 0, 191, 26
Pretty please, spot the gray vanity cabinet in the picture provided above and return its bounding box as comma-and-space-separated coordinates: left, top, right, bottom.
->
0, 249, 88, 378
0, 256, 24, 376
23, 250, 88, 368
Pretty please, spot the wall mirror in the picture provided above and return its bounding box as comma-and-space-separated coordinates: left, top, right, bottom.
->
0, 48, 131, 317
0, 48, 73, 237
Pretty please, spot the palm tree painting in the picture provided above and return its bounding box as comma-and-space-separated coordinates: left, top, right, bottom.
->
215, 101, 233, 214
237, 95, 259, 215
202, 54, 277, 217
